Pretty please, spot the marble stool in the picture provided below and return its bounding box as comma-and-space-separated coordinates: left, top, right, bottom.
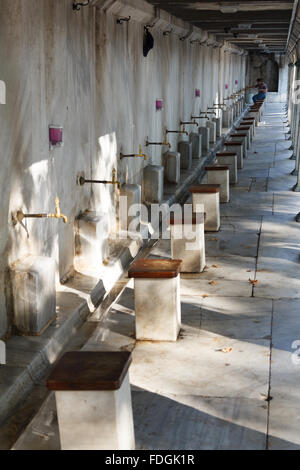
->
215, 152, 238, 184
230, 133, 248, 159
223, 141, 243, 169
47, 351, 135, 450
128, 259, 182, 342
190, 184, 220, 232
241, 119, 256, 137
236, 126, 252, 147
205, 165, 230, 203
170, 212, 206, 273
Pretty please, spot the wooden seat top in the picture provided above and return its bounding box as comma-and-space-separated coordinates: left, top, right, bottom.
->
128, 258, 182, 279
170, 212, 205, 225
230, 133, 247, 137
224, 141, 243, 146
236, 126, 251, 129
47, 351, 132, 391
205, 165, 229, 171
216, 152, 237, 156
190, 184, 220, 194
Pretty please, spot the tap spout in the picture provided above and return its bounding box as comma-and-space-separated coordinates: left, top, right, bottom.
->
16, 196, 68, 224
120, 145, 147, 160
166, 129, 189, 136
145, 137, 171, 148
180, 120, 199, 127
79, 169, 121, 189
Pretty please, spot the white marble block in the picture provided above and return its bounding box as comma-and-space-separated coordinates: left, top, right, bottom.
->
236, 126, 251, 148
178, 141, 192, 170
212, 117, 222, 138
206, 120, 217, 143
190, 185, 220, 232
189, 132, 202, 159
198, 126, 210, 152
170, 212, 206, 273
241, 119, 255, 138
206, 166, 230, 203
163, 151, 180, 184
75, 211, 109, 270
216, 152, 238, 184
10, 256, 56, 335
128, 259, 182, 342
248, 110, 259, 125
230, 134, 248, 159
47, 351, 135, 450
143, 165, 164, 204
224, 142, 243, 169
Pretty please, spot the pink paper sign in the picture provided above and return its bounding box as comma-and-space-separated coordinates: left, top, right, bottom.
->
49, 126, 63, 146
156, 99, 163, 111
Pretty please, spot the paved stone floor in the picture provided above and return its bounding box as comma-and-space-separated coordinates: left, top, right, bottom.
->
12, 103, 300, 450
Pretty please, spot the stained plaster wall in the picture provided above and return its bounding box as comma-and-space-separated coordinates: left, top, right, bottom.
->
0, 0, 246, 338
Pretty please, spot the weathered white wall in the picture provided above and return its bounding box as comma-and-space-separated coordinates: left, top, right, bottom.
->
0, 0, 246, 338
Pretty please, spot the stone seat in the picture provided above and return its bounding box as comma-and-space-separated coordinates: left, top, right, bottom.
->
190, 184, 221, 231
47, 351, 135, 450
128, 259, 182, 341
189, 184, 220, 193
47, 351, 132, 391
170, 213, 206, 273
224, 141, 243, 169
128, 258, 182, 279
205, 166, 230, 203
215, 152, 238, 184
169, 212, 206, 225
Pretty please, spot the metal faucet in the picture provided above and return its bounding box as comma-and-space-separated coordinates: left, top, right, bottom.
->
79, 168, 121, 189
16, 196, 68, 224
145, 136, 171, 148
166, 129, 189, 136
180, 120, 199, 127
120, 145, 147, 160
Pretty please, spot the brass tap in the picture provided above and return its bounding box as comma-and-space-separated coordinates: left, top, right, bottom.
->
145, 137, 171, 149
48, 196, 68, 223
180, 120, 199, 127
166, 129, 189, 136
16, 196, 68, 224
120, 145, 147, 160
79, 168, 121, 189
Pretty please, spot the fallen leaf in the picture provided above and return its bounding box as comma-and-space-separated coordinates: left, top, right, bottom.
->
253, 320, 261, 323
210, 237, 218, 241
257, 269, 271, 273
249, 278, 259, 285
211, 264, 220, 268
202, 294, 209, 298
209, 281, 217, 285
221, 347, 232, 353
246, 269, 252, 272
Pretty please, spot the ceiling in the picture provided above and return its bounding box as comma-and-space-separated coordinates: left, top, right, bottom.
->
147, 1, 297, 53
